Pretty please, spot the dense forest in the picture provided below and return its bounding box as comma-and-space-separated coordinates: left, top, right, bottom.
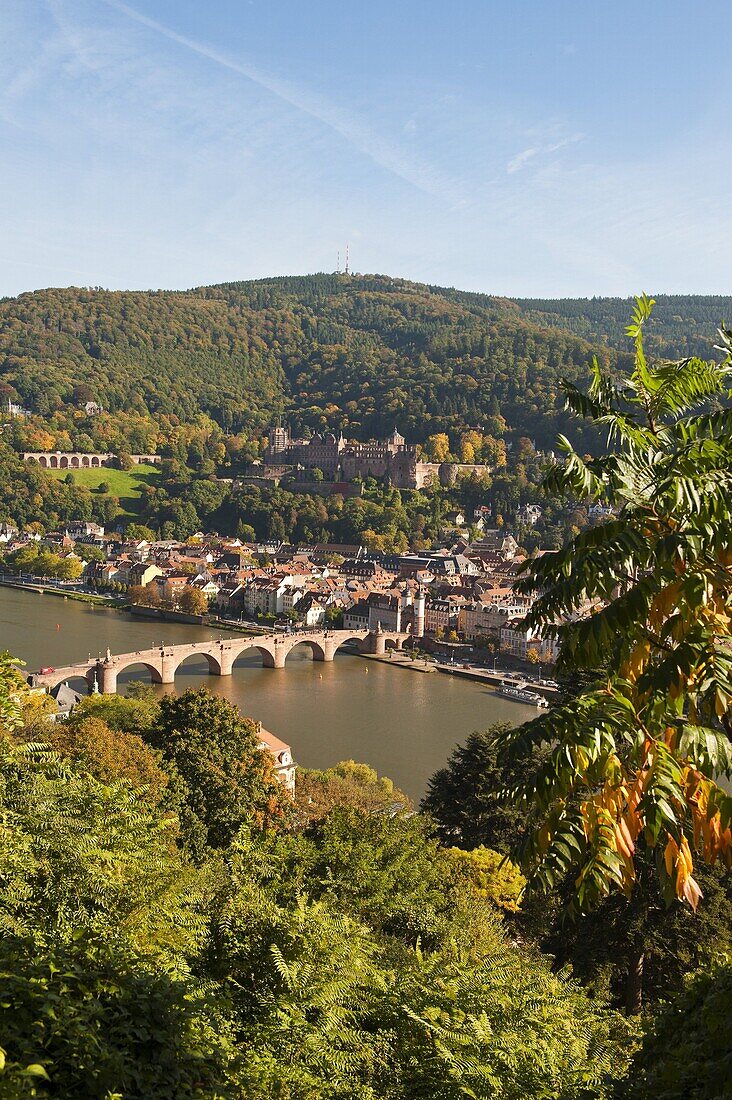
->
0, 274, 674, 452
2, 277, 727, 455
0, 436, 588, 548
2, 276, 730, 542
513, 294, 732, 359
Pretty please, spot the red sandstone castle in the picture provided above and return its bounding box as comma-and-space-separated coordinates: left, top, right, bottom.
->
264, 425, 489, 490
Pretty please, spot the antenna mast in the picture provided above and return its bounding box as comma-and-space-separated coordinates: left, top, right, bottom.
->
345, 243, 350, 275
336, 249, 340, 275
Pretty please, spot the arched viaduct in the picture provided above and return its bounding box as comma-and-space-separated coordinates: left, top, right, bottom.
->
29, 628, 409, 695
22, 452, 161, 469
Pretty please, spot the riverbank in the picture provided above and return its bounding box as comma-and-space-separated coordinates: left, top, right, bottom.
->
0, 580, 271, 632
358, 651, 436, 673
435, 663, 557, 699
0, 577, 125, 607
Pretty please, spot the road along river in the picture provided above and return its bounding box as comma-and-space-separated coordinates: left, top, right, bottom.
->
0, 585, 536, 801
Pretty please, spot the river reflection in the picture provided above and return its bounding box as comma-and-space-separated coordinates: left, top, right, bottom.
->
0, 586, 536, 801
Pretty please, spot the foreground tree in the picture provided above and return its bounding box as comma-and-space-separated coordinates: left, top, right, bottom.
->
495, 298, 732, 911
421, 725, 543, 854
423, 724, 731, 1009
541, 850, 732, 1014
0, 934, 239, 1099
214, 815, 633, 1099
34, 714, 168, 806
145, 688, 291, 858
0, 662, 633, 1098
295, 760, 412, 825
618, 961, 732, 1100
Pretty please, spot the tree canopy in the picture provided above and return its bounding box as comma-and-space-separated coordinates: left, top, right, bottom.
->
494, 298, 732, 911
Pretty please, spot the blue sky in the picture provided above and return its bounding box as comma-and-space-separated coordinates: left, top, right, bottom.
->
2, 0, 731, 297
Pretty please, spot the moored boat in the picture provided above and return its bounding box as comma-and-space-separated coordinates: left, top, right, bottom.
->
498, 682, 549, 707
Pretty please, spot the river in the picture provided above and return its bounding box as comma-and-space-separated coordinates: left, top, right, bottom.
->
0, 585, 536, 801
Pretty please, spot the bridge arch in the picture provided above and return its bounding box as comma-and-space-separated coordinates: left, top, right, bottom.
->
231, 643, 277, 669
115, 658, 163, 685
332, 634, 368, 655
81, 455, 90, 467
91, 455, 101, 468
70, 455, 80, 468
38, 455, 48, 467
59, 455, 69, 469
53, 673, 92, 696
284, 638, 327, 662
49, 455, 58, 468
172, 650, 223, 678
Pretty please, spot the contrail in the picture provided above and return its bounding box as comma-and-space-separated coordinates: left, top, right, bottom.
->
98, 0, 458, 202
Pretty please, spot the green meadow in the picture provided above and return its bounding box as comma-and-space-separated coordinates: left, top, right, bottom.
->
47, 463, 161, 515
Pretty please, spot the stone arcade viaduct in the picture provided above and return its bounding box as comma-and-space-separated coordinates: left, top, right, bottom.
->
29, 628, 409, 695
22, 452, 161, 469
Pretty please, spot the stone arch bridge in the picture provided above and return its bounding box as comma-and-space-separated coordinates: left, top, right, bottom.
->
22, 452, 161, 469
29, 628, 409, 695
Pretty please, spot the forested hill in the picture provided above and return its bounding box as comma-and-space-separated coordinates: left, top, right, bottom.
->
1, 274, 728, 450
512, 294, 732, 359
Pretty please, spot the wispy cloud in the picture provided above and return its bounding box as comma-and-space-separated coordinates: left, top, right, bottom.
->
506, 147, 539, 173
98, 0, 462, 204
507, 133, 583, 174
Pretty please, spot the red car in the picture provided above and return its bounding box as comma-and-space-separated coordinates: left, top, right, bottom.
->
39, 666, 55, 674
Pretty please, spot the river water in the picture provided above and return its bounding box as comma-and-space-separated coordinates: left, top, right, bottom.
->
0, 585, 536, 801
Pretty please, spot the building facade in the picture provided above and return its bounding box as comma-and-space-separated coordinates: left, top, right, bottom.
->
264, 426, 491, 491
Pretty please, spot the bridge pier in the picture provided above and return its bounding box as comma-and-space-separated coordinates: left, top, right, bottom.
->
99, 662, 118, 694
271, 646, 287, 669
160, 653, 176, 684
217, 651, 235, 677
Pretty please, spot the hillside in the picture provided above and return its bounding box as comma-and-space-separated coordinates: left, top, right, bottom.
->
512, 294, 732, 359
1, 275, 728, 451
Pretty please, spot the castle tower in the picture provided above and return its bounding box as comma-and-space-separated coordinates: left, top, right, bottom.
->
269, 424, 290, 453
386, 427, 405, 451
413, 590, 426, 638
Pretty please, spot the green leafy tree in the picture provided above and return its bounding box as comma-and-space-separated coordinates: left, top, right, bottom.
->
145, 689, 291, 857
215, 826, 633, 1100
294, 760, 411, 825
115, 450, 134, 471
0, 651, 26, 733
36, 715, 169, 807
421, 725, 543, 854
0, 740, 203, 958
496, 299, 732, 910
73, 687, 160, 738
0, 934, 240, 1100
618, 961, 732, 1100
0, 661, 244, 1097
444, 845, 526, 914
125, 523, 157, 541
540, 851, 732, 1013
55, 556, 83, 581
